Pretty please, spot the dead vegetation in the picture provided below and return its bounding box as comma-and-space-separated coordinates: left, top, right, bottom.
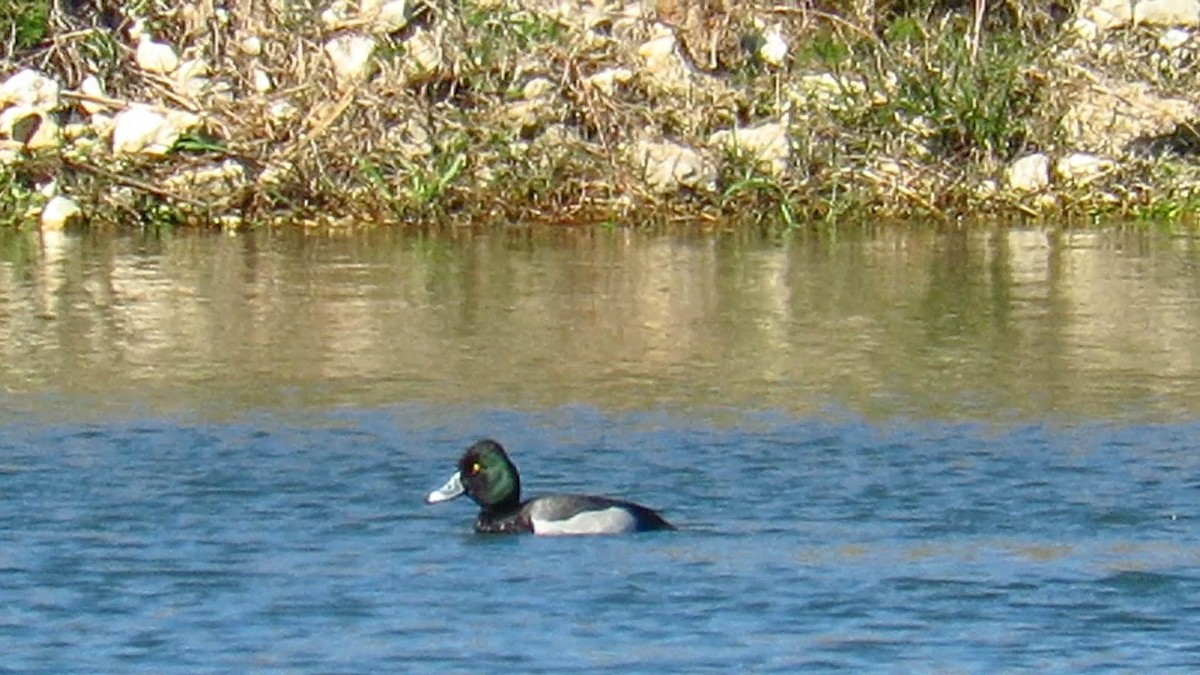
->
1, 0, 1199, 229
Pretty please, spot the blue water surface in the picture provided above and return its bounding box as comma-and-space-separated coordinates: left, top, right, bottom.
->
1, 406, 1198, 672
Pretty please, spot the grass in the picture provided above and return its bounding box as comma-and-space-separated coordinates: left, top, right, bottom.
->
1, 0, 1197, 228
0, 168, 38, 228
2, 0, 50, 53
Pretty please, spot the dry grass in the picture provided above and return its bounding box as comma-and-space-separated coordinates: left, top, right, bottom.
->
1, 0, 1198, 228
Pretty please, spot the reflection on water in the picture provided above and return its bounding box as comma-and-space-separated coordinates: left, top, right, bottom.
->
2, 226, 1200, 421
4, 226, 1200, 670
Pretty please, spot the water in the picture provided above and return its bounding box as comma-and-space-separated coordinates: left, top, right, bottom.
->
2, 226, 1199, 670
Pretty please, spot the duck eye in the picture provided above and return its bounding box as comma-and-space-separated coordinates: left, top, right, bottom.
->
469, 462, 482, 475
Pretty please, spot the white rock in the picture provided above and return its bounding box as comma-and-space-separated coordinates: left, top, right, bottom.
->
1055, 153, 1115, 184
128, 18, 148, 41
1005, 153, 1051, 193
1033, 193, 1059, 210
0, 140, 22, 165
324, 34, 377, 85
79, 75, 108, 114
405, 30, 441, 75
759, 25, 788, 67
386, 118, 432, 158
175, 58, 209, 82
137, 35, 180, 74
321, 0, 355, 27
1061, 80, 1199, 153
1160, 27, 1191, 49
1081, 0, 1200, 31
708, 119, 791, 176
174, 58, 211, 96
1070, 18, 1101, 41
61, 119, 92, 142
631, 138, 717, 193
163, 159, 246, 191
0, 69, 60, 110
0, 106, 60, 150
253, 68, 273, 93
637, 27, 677, 62
111, 106, 200, 155
522, 77, 555, 99
975, 179, 999, 199
362, 0, 409, 32
584, 67, 633, 96
41, 196, 82, 231
637, 27, 693, 94
790, 73, 866, 111
259, 162, 293, 186
90, 112, 114, 137
269, 101, 298, 122
503, 100, 544, 129
240, 35, 263, 55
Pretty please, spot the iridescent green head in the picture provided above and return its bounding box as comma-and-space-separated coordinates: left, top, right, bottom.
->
425, 439, 521, 511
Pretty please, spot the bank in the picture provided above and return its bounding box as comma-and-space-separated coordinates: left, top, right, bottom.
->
2, 0, 1199, 229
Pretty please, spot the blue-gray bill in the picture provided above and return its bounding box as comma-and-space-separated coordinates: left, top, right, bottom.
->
425, 471, 465, 504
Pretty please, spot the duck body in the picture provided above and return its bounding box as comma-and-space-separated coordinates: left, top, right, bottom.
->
476, 494, 674, 535
426, 439, 675, 536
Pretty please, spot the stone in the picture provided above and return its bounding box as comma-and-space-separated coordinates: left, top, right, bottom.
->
163, 159, 247, 197
136, 35, 180, 74
240, 35, 263, 55
584, 68, 633, 96
385, 118, 433, 159
975, 179, 999, 199
321, 0, 356, 27
758, 24, 788, 67
0, 139, 24, 165
1160, 27, 1192, 49
324, 34, 377, 85
0, 69, 60, 110
78, 75, 108, 114
174, 58, 211, 97
637, 26, 694, 94
253, 68, 273, 93
361, 0, 409, 32
789, 73, 866, 111
111, 106, 201, 155
1005, 153, 1052, 193
1079, 0, 1200, 31
631, 138, 717, 193
405, 30, 441, 76
41, 195, 82, 231
90, 112, 114, 138
0, 106, 60, 150
1061, 79, 1200, 154
708, 119, 790, 176
269, 101, 298, 122
502, 100, 545, 130
1055, 153, 1115, 184
523, 77, 555, 99
1070, 18, 1101, 41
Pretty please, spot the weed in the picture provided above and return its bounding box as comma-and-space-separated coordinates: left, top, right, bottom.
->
2, 0, 51, 54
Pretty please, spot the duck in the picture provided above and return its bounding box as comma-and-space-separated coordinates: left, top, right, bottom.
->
425, 439, 675, 535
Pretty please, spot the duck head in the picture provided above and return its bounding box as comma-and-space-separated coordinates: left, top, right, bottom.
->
425, 439, 521, 511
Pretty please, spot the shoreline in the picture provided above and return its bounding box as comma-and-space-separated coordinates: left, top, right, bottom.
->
2, 0, 1199, 229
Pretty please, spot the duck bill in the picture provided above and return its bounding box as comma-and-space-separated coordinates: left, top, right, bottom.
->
425, 471, 466, 504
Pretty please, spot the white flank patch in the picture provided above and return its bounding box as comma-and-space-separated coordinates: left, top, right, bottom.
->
531, 507, 637, 536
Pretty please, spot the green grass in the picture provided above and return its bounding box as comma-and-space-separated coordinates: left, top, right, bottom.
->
0, 168, 38, 229
2, 0, 51, 53
860, 15, 1045, 162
